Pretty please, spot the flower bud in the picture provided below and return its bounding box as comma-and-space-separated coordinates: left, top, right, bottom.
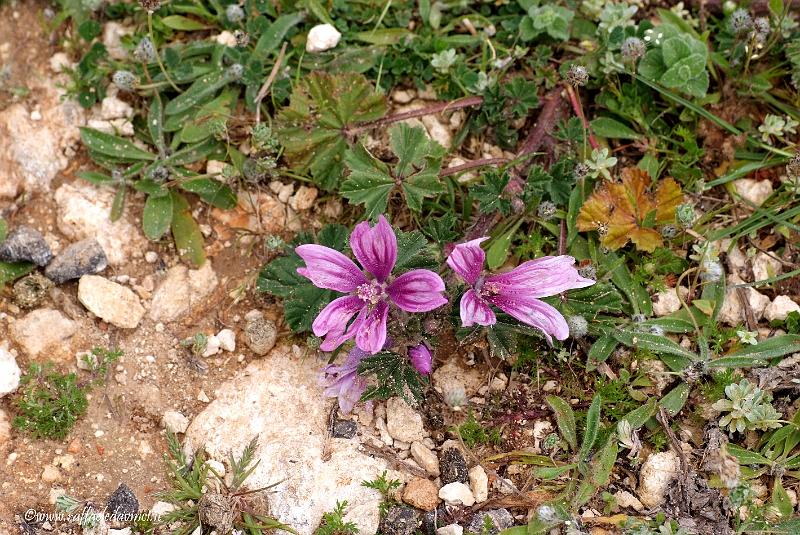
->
226, 63, 244, 79
621, 37, 646, 62
567, 315, 588, 338
226, 4, 245, 23
112, 70, 138, 91
661, 225, 677, 239
566, 65, 588, 87
134, 37, 156, 63
537, 201, 557, 220
234, 30, 250, 47
139, 0, 161, 12
730, 9, 753, 35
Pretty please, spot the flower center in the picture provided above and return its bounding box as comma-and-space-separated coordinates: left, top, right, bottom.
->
356, 280, 385, 305
475, 276, 500, 299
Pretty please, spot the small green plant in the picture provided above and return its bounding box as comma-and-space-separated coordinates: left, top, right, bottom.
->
315, 501, 359, 535
638, 24, 709, 97
158, 433, 295, 534
520, 5, 574, 42
361, 471, 401, 517
712, 379, 782, 433
458, 411, 502, 448
13, 363, 89, 440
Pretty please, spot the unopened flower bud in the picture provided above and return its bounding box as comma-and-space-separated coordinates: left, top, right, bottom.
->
566, 65, 588, 87
621, 37, 646, 61
112, 70, 138, 91
661, 225, 677, 239
730, 9, 753, 35
226, 4, 245, 23
537, 201, 557, 220
133, 37, 156, 63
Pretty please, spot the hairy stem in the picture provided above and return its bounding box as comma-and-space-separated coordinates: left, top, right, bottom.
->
148, 13, 181, 94
347, 95, 484, 137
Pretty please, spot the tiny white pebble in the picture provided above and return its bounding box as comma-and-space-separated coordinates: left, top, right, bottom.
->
94, 430, 104, 438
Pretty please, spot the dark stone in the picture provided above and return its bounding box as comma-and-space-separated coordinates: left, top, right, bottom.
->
332, 419, 357, 439
467, 509, 514, 534
106, 483, 139, 519
439, 448, 469, 485
379, 505, 420, 535
0, 226, 52, 266
44, 239, 108, 284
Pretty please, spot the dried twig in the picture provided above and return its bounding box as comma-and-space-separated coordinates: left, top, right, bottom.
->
255, 42, 288, 124
347, 96, 484, 137
360, 441, 429, 479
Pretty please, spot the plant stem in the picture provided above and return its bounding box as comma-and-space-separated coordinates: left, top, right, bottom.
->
347, 95, 484, 136
565, 84, 599, 151
148, 12, 181, 93
439, 157, 509, 177
255, 42, 288, 124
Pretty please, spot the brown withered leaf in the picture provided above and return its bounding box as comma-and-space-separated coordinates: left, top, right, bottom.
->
577, 168, 683, 252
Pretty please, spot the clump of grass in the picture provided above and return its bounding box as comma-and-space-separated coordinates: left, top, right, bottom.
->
13, 363, 89, 440
457, 411, 502, 448
315, 501, 358, 535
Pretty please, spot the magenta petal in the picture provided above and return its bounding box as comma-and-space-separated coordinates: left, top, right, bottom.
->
312, 295, 364, 351
460, 289, 496, 327
350, 215, 397, 282
355, 300, 389, 354
446, 237, 489, 285
488, 294, 568, 342
486, 255, 594, 298
408, 343, 433, 375
296, 244, 367, 292
387, 269, 448, 312
319, 347, 368, 413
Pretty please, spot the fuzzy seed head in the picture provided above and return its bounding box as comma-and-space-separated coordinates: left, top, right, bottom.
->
730, 9, 753, 34
573, 162, 590, 179
700, 259, 724, 282
753, 17, 770, 40
661, 225, 677, 239
566, 65, 589, 87
537, 201, 557, 220
567, 315, 589, 338
133, 37, 156, 63
226, 63, 244, 79
139, 0, 161, 12
111, 70, 138, 91
577, 265, 597, 281
234, 29, 250, 47
621, 37, 646, 61
226, 4, 245, 22
787, 153, 800, 178
537, 505, 558, 523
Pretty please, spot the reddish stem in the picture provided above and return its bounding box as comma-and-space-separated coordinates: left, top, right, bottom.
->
565, 85, 599, 151
348, 96, 484, 136
440, 157, 509, 177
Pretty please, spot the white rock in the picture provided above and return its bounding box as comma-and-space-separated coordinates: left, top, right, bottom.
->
385, 398, 426, 443
78, 275, 145, 329
734, 178, 773, 207
289, 186, 319, 211
205, 459, 226, 477
206, 159, 227, 176
637, 451, 679, 508
718, 274, 771, 326
49, 52, 72, 73
149, 262, 218, 322
765, 296, 800, 322
162, 410, 190, 434
202, 335, 221, 357
0, 343, 21, 398
722, 240, 747, 275
54, 182, 146, 266
217, 329, 236, 352
652, 287, 687, 317
438, 482, 475, 506
102, 22, 132, 60
215, 31, 238, 47
468, 465, 489, 503
185, 348, 398, 535
410, 441, 440, 477
100, 96, 133, 120
392, 89, 415, 104
437, 525, 464, 535
30, 110, 42, 121
421, 116, 451, 148
149, 501, 177, 518
86, 118, 135, 137
614, 490, 644, 512
0, 409, 10, 449
306, 24, 342, 53
278, 183, 294, 203
144, 251, 158, 263
752, 252, 782, 282
10, 309, 77, 359
432, 360, 485, 398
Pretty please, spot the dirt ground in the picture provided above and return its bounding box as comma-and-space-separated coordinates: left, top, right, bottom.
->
0, 1, 291, 528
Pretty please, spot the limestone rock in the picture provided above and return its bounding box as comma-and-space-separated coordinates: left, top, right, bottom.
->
149, 262, 218, 322
718, 274, 770, 326
734, 178, 773, 207
0, 409, 11, 449
652, 287, 687, 317
765, 296, 800, 322
184, 348, 399, 534
78, 275, 145, 328
432, 359, 484, 398
637, 451, 680, 508
162, 411, 190, 434
614, 490, 644, 512
385, 398, 426, 443
0, 343, 21, 398
468, 465, 489, 503
438, 482, 475, 506
54, 182, 145, 266
306, 24, 342, 53
402, 477, 440, 511
752, 252, 782, 283
243, 316, 277, 356
289, 186, 318, 211
410, 442, 440, 477
10, 308, 77, 358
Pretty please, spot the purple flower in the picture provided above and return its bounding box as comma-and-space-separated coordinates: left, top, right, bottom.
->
409, 343, 432, 375
297, 216, 448, 354
319, 346, 368, 414
446, 237, 595, 342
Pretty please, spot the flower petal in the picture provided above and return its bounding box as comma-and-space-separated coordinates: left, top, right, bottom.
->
296, 244, 366, 292
387, 269, 448, 312
350, 215, 397, 282
319, 347, 369, 413
446, 237, 488, 285
488, 294, 568, 342
312, 295, 364, 351
408, 343, 433, 375
486, 255, 594, 298
460, 289, 496, 327
355, 300, 389, 354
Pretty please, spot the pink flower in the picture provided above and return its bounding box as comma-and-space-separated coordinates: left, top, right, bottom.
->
319, 346, 368, 414
409, 343, 432, 375
446, 237, 595, 342
297, 216, 447, 354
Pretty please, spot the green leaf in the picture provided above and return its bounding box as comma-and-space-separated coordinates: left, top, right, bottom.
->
773, 479, 793, 518
353, 28, 412, 45
565, 283, 624, 316
77, 171, 114, 185
587, 335, 618, 364
160, 15, 211, 31
486, 220, 522, 270
474, 170, 511, 215
142, 194, 173, 240
0, 261, 35, 286
340, 144, 394, 219
164, 70, 233, 116
110, 185, 126, 222
179, 178, 237, 209
710, 335, 800, 368
80, 128, 156, 161
579, 393, 601, 460
170, 191, 205, 267
727, 444, 772, 466
622, 397, 658, 429
277, 72, 387, 190
546, 396, 577, 451
770, 0, 785, 17
302, 0, 335, 25
659, 382, 689, 416
390, 123, 445, 176
148, 96, 166, 155
395, 229, 437, 270
254, 12, 305, 58
613, 328, 697, 371
0, 219, 6, 241
590, 435, 618, 487
590, 117, 641, 139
